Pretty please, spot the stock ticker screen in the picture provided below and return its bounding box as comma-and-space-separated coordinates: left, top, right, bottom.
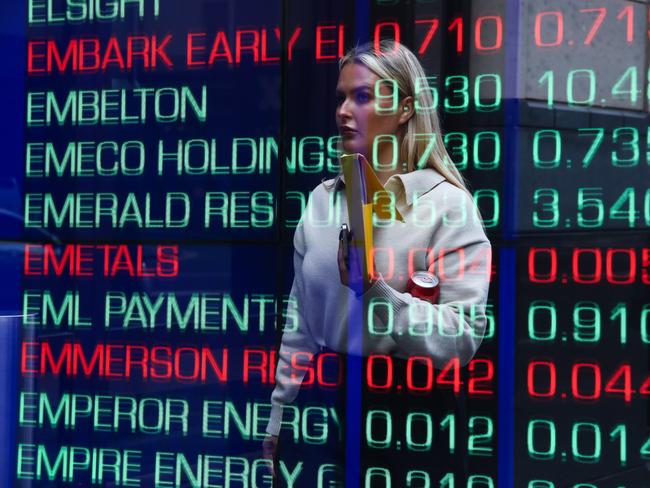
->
0, 0, 649, 487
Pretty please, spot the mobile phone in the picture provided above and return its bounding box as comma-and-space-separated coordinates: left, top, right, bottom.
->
339, 223, 351, 267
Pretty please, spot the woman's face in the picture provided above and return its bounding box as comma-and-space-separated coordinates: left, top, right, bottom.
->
335, 62, 412, 158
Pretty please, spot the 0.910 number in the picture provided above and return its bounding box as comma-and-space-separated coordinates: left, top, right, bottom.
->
527, 301, 648, 345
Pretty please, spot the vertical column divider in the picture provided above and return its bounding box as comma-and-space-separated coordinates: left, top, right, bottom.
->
345, 2, 370, 485
499, 1, 522, 487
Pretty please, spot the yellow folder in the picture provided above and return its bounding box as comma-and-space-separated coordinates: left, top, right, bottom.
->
340, 153, 405, 280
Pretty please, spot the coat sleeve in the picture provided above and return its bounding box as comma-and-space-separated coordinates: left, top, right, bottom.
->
360, 186, 492, 367
266, 212, 321, 436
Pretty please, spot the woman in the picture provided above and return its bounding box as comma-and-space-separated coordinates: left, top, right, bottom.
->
264, 40, 492, 486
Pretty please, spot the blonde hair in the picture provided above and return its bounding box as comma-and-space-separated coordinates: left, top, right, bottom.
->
324, 40, 470, 194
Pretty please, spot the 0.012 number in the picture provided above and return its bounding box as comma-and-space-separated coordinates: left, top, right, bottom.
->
366, 411, 493, 456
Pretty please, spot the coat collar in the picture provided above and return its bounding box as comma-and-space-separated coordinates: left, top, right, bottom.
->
333, 167, 446, 205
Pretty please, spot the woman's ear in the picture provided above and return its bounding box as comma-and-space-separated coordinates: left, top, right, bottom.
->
398, 96, 415, 125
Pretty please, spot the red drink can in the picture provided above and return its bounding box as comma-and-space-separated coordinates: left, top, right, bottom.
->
406, 271, 440, 304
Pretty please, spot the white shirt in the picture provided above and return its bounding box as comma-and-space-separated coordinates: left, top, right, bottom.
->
266, 167, 492, 436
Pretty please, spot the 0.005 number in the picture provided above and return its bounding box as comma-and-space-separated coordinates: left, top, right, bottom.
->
527, 247, 650, 285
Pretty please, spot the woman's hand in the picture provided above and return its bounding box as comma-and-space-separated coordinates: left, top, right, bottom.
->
338, 230, 375, 294
262, 434, 278, 479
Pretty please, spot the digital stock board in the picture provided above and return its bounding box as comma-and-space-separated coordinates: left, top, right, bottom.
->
0, 0, 649, 487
